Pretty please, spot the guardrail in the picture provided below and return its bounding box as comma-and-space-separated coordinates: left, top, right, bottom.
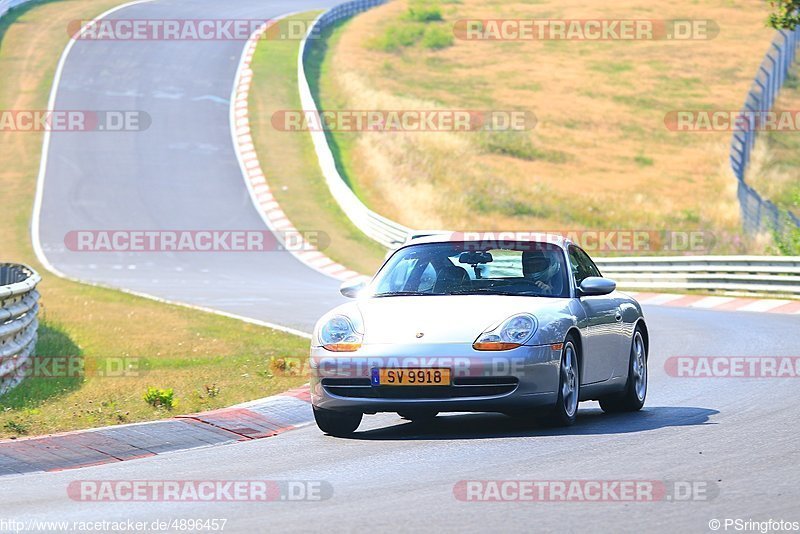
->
730, 28, 800, 236
595, 256, 800, 296
298, 0, 412, 248
0, 264, 40, 395
0, 0, 34, 20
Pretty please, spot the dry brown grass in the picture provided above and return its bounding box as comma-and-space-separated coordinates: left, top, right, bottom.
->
319, 0, 781, 252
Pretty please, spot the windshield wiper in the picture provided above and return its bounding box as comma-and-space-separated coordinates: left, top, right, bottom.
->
449, 288, 508, 295
372, 291, 435, 297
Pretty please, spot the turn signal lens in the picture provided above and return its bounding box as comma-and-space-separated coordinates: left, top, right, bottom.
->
322, 342, 362, 352
473, 342, 522, 351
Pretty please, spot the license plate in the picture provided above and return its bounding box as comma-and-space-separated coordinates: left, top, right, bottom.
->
372, 368, 451, 386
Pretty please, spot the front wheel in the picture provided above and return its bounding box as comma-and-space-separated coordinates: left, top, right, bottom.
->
599, 328, 647, 413
313, 406, 362, 436
543, 338, 580, 426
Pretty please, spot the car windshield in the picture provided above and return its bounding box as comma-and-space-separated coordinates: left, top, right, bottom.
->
371, 241, 570, 298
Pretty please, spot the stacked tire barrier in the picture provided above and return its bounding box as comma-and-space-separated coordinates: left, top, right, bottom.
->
298, 0, 412, 248
730, 28, 800, 236
0, 264, 40, 395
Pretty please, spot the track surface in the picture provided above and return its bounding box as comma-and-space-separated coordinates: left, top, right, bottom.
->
1, 306, 799, 532
36, 0, 344, 332
22, 0, 800, 532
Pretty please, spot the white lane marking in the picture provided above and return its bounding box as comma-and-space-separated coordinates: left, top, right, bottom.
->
689, 296, 737, 309
737, 299, 792, 313
637, 293, 685, 305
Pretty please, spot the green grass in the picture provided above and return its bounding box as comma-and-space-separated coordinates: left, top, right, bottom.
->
405, 3, 443, 22
248, 12, 387, 274
477, 130, 571, 163
368, 1, 452, 52
421, 25, 454, 50
368, 22, 425, 51
634, 153, 654, 167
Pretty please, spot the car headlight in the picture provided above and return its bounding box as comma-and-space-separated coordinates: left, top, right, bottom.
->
319, 315, 363, 352
473, 314, 537, 351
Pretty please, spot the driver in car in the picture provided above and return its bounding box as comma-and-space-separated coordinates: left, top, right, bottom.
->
521, 249, 563, 295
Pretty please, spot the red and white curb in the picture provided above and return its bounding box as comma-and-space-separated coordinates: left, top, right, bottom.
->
627, 292, 800, 315
0, 386, 313, 476
231, 22, 368, 284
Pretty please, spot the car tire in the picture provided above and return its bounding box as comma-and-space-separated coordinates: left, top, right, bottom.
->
599, 327, 647, 413
398, 411, 438, 422
313, 406, 362, 436
543, 338, 580, 426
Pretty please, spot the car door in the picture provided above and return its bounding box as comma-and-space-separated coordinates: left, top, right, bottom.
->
569, 246, 620, 384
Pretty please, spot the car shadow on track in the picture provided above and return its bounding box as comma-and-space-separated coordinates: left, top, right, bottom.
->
345, 406, 719, 441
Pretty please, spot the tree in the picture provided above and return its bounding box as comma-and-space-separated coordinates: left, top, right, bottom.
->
768, 0, 800, 30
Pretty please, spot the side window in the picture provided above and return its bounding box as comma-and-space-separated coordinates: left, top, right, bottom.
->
568, 246, 600, 285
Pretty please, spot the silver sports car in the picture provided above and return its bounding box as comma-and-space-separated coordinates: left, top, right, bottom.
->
309, 235, 648, 436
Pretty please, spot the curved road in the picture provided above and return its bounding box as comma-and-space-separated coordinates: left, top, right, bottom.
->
36, 0, 343, 332
17, 0, 800, 532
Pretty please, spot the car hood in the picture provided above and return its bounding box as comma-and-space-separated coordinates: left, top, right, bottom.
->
352, 295, 569, 345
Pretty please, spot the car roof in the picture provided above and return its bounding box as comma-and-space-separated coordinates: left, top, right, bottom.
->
403, 232, 573, 249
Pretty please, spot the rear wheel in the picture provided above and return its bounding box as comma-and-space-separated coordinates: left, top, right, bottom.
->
543, 338, 580, 426
313, 406, 362, 436
599, 328, 647, 413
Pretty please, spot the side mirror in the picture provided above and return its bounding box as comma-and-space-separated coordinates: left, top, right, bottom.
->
339, 279, 367, 298
578, 277, 616, 297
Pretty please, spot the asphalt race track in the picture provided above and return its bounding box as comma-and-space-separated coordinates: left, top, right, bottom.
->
1, 306, 798, 531
19, 0, 800, 532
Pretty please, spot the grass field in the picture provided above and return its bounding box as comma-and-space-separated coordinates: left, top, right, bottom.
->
248, 12, 387, 274
0, 0, 310, 438
312, 0, 782, 254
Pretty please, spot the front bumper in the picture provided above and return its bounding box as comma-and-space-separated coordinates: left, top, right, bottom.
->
309, 343, 560, 413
